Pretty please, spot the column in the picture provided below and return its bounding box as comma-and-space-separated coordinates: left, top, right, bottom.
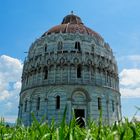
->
82, 64, 84, 84
68, 64, 70, 83
40, 66, 43, 84
76, 64, 77, 83
61, 65, 62, 83
94, 69, 97, 85
67, 100, 72, 123
54, 64, 56, 83
20, 105, 23, 121
106, 95, 110, 125
88, 101, 92, 120
45, 97, 48, 120
89, 65, 91, 83
29, 99, 32, 125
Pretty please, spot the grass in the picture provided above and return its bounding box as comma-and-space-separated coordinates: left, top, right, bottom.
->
0, 109, 140, 140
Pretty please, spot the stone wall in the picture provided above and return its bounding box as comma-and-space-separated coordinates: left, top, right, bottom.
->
21, 33, 119, 92
19, 33, 121, 126
19, 85, 121, 126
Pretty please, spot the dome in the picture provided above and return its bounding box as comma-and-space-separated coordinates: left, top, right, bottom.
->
42, 13, 103, 41
61, 14, 83, 24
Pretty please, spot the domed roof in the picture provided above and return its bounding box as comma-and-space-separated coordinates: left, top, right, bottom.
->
42, 13, 103, 41
61, 14, 83, 24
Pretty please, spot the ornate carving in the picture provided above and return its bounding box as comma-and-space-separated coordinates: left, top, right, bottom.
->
60, 57, 65, 64
73, 57, 79, 64
47, 59, 51, 65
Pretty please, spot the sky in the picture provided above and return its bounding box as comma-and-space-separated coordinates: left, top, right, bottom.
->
0, 0, 140, 123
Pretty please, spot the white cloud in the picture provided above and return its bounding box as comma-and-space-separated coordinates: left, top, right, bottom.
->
120, 88, 140, 98
0, 90, 11, 100
0, 55, 22, 100
13, 81, 21, 90
0, 55, 23, 122
120, 68, 140, 98
120, 69, 140, 87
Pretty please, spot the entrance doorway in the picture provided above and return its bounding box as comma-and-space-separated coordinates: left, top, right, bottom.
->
74, 109, 85, 127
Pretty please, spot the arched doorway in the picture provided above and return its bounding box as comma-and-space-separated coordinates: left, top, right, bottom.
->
74, 109, 85, 127
72, 90, 89, 127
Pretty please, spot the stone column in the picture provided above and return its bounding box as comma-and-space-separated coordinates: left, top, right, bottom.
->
106, 95, 110, 125
82, 65, 84, 84
117, 78, 119, 91
110, 75, 112, 87
116, 101, 119, 122
35, 72, 37, 85
61, 65, 62, 83
40, 66, 43, 84
105, 71, 107, 86
67, 99, 72, 123
48, 66, 50, 84
54, 64, 56, 83
45, 97, 48, 120
29, 100, 32, 125
68, 64, 70, 83
100, 70, 102, 85
109, 74, 111, 87
88, 101, 92, 120
94, 69, 97, 85
20, 105, 23, 120
75, 64, 77, 83
89, 65, 91, 83
119, 97, 122, 121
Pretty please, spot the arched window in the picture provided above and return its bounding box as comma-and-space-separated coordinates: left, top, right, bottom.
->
91, 44, 95, 52
56, 95, 60, 109
75, 42, 81, 52
58, 41, 63, 50
36, 97, 40, 111
77, 65, 82, 78
38, 67, 41, 73
44, 67, 48, 79
98, 97, 102, 110
112, 100, 115, 112
24, 100, 27, 112
44, 44, 47, 52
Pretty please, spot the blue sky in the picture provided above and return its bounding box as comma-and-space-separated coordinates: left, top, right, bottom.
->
0, 0, 140, 122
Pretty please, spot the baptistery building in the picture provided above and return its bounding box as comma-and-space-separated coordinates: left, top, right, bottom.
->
18, 13, 121, 126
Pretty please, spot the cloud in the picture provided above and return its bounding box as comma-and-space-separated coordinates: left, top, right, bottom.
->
0, 55, 23, 122
0, 55, 22, 100
120, 69, 140, 87
120, 68, 140, 98
120, 88, 140, 98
